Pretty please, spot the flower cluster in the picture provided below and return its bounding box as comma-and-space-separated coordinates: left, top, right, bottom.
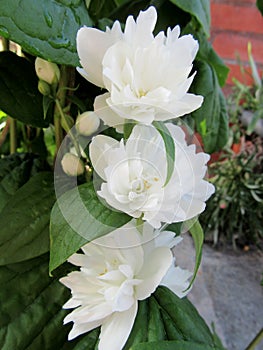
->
77, 6, 203, 131
60, 6, 215, 350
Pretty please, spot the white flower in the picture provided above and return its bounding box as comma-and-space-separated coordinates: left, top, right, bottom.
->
89, 123, 215, 228
61, 153, 85, 176
77, 6, 203, 130
35, 57, 60, 85
76, 111, 100, 136
60, 221, 191, 349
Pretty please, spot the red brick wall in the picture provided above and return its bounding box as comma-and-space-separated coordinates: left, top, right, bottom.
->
210, 0, 263, 86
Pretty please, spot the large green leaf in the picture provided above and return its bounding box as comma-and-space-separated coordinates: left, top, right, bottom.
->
88, 0, 119, 21
0, 253, 100, 350
0, 172, 55, 265
169, 0, 210, 37
126, 286, 225, 349
0, 0, 92, 66
191, 28, 229, 87
0, 254, 68, 349
0, 51, 50, 127
124, 300, 149, 349
154, 287, 216, 345
191, 60, 229, 153
49, 182, 131, 273
0, 153, 46, 212
147, 297, 166, 342
130, 341, 219, 350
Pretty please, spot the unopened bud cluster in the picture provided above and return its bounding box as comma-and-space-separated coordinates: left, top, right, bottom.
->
35, 57, 60, 96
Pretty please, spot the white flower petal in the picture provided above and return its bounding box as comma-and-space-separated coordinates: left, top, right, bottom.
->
89, 134, 119, 180
94, 93, 124, 132
68, 319, 102, 340
77, 25, 122, 88
161, 266, 192, 298
136, 247, 172, 300
99, 303, 138, 350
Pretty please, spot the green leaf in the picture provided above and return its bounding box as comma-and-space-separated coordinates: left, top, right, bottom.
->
147, 297, 166, 342
257, 0, 263, 16
88, 0, 118, 21
0, 153, 46, 212
169, 0, 210, 37
184, 219, 204, 290
0, 51, 50, 127
159, 307, 184, 340
123, 300, 149, 349
153, 121, 175, 186
191, 60, 229, 153
0, 0, 93, 66
0, 253, 100, 350
130, 340, 219, 350
193, 29, 229, 87
154, 286, 215, 345
0, 172, 55, 265
0, 254, 67, 349
49, 182, 131, 273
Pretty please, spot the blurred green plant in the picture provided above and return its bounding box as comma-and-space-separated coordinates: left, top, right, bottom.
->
200, 139, 263, 248
230, 42, 263, 135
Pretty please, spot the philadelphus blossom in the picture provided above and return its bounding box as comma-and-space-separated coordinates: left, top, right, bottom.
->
76, 111, 100, 136
77, 6, 203, 130
89, 123, 215, 228
35, 57, 60, 85
61, 153, 85, 176
60, 221, 191, 349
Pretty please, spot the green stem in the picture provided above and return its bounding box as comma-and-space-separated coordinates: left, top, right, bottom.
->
54, 112, 63, 153
136, 216, 144, 235
55, 98, 81, 158
53, 65, 69, 153
245, 328, 263, 350
9, 117, 17, 154
123, 120, 135, 142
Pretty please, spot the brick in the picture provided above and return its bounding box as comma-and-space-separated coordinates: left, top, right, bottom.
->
224, 62, 263, 85
226, 63, 255, 84
212, 33, 263, 64
211, 3, 263, 34
211, 0, 258, 5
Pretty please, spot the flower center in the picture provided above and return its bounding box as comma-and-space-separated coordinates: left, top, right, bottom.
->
128, 176, 159, 201
137, 88, 147, 98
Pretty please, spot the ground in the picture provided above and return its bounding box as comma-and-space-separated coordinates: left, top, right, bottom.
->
173, 234, 263, 350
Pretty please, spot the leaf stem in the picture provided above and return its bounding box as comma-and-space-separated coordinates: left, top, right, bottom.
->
9, 117, 17, 154
53, 65, 69, 154
245, 328, 263, 350
55, 98, 82, 158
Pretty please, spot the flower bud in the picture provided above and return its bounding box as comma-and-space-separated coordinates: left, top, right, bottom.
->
38, 80, 51, 96
35, 57, 60, 85
61, 153, 84, 176
76, 111, 100, 136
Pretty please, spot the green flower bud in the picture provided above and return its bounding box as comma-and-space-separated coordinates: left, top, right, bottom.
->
85, 0, 91, 9
61, 153, 85, 176
76, 111, 100, 136
38, 80, 51, 96
35, 57, 60, 85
